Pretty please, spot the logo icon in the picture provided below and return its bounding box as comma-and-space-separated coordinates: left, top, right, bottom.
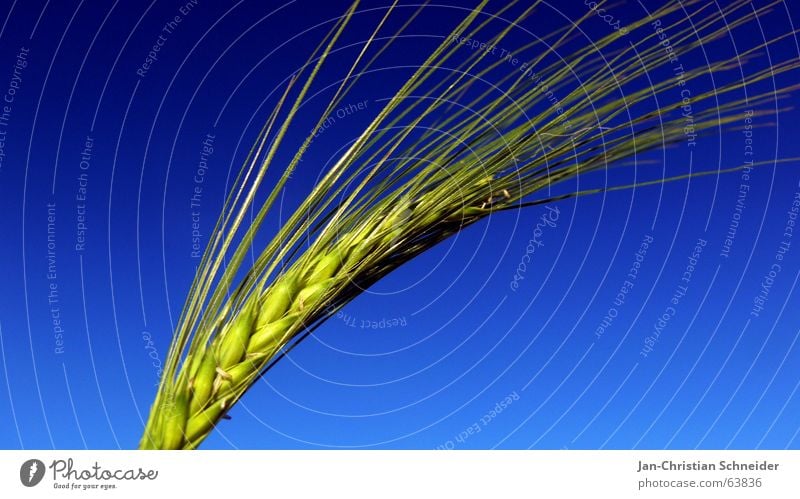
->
20, 459, 45, 487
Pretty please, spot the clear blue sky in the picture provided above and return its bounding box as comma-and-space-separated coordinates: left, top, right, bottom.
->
0, 0, 798, 449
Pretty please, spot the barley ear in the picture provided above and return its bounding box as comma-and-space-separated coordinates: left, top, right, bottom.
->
161, 391, 190, 450
216, 300, 258, 370
293, 278, 336, 312
258, 276, 295, 325
186, 399, 227, 444
139, 0, 800, 450
307, 251, 343, 283
189, 351, 217, 415
248, 313, 299, 353
216, 361, 261, 398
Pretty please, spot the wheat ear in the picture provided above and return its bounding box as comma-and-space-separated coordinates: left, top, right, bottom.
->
140, 0, 799, 449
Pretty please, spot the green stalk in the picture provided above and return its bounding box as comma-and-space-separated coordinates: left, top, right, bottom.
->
140, 0, 799, 449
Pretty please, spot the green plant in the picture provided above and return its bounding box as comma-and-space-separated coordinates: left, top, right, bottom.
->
140, 0, 798, 449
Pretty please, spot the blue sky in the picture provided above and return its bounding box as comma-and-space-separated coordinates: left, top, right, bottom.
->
0, 0, 798, 449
